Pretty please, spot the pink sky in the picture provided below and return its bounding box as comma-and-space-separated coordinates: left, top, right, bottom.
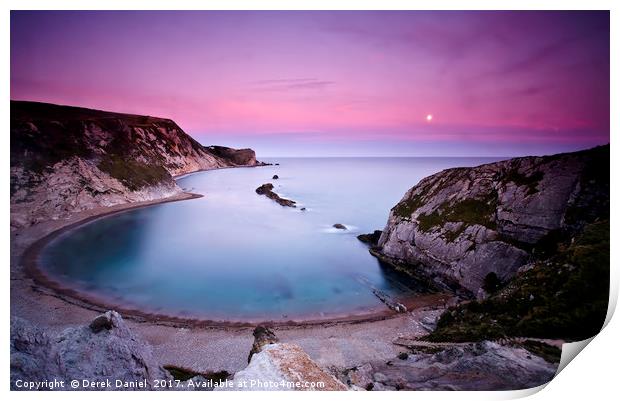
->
11, 11, 609, 156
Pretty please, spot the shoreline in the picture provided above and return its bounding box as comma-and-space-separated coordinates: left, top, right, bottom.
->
10, 166, 453, 373
16, 169, 451, 329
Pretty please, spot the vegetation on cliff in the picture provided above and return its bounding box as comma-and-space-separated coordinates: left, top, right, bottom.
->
425, 220, 609, 342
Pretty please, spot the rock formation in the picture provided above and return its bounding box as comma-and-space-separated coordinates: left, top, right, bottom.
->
10, 311, 167, 390
10, 101, 264, 228
332, 223, 347, 230
342, 341, 557, 390
218, 326, 347, 391
255, 183, 296, 207
372, 145, 609, 295
357, 230, 382, 246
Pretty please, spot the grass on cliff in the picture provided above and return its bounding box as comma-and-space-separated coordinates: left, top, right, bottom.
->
392, 193, 426, 219
98, 155, 170, 191
417, 197, 497, 233
424, 220, 609, 343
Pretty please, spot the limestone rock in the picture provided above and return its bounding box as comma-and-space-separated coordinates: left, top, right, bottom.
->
345, 341, 557, 391
219, 343, 347, 391
10, 311, 167, 390
373, 145, 608, 295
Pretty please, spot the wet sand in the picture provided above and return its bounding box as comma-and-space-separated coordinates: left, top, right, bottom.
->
11, 191, 452, 373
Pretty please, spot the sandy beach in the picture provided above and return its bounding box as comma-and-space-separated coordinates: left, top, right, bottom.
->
11, 190, 451, 374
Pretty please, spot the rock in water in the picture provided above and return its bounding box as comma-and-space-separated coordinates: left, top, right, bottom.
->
255, 183, 297, 207
10, 311, 167, 390
357, 230, 383, 246
333, 224, 347, 230
373, 145, 609, 295
272, 175, 279, 179
219, 327, 347, 391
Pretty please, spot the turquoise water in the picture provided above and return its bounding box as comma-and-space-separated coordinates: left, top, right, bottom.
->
40, 157, 502, 321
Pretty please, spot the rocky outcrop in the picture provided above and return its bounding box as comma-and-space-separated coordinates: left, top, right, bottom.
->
248, 326, 279, 363
11, 101, 264, 228
357, 230, 382, 246
373, 145, 609, 295
218, 327, 347, 391
341, 341, 557, 390
255, 183, 297, 207
205, 145, 259, 166
10, 311, 167, 390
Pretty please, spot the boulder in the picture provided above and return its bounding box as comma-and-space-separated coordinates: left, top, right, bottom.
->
248, 326, 279, 363
10, 311, 167, 390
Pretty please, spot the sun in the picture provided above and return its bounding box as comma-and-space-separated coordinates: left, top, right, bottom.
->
426, 114, 433, 122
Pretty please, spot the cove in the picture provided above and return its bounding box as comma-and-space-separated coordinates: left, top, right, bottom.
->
39, 157, 502, 322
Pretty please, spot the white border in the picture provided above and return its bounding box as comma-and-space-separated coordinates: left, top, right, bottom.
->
3, 1, 617, 401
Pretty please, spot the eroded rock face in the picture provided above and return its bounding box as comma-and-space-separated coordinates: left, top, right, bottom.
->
374, 145, 608, 295
342, 341, 557, 391
10, 311, 168, 390
10, 101, 263, 228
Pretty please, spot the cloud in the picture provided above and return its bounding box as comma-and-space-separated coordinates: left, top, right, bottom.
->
250, 78, 335, 92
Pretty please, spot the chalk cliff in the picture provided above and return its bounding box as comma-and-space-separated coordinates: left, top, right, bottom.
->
373, 145, 609, 296
10, 101, 263, 228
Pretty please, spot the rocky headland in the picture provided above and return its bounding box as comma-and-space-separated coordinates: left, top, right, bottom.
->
364, 144, 609, 344
10, 101, 265, 228
372, 145, 608, 298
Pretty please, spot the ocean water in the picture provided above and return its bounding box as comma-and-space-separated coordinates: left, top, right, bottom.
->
40, 157, 503, 321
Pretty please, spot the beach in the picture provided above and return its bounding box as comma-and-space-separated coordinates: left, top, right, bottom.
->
11, 190, 450, 374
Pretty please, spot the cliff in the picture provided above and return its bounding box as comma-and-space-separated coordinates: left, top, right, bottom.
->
373, 145, 609, 296
10, 101, 263, 228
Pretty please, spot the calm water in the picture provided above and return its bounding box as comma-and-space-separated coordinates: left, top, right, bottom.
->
40, 157, 502, 321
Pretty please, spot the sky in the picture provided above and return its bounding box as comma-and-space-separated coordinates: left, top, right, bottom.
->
11, 11, 609, 157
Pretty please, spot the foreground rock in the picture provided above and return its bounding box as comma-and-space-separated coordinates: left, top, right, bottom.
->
373, 145, 609, 295
11, 101, 264, 228
255, 183, 297, 207
341, 341, 557, 390
11, 311, 167, 390
218, 326, 347, 391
